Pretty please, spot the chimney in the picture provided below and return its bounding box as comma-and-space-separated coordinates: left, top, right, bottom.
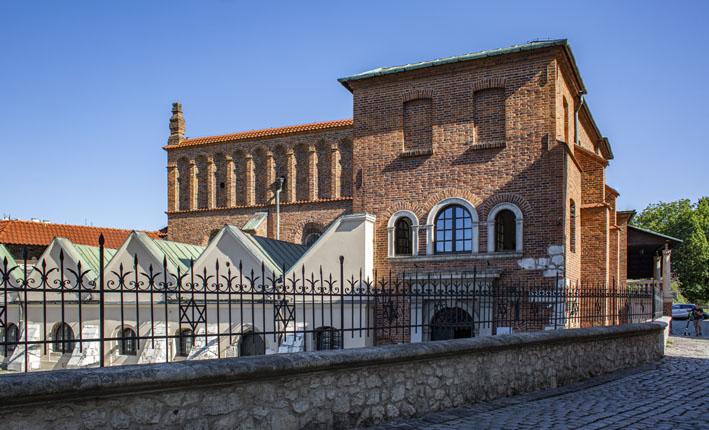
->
168, 102, 185, 146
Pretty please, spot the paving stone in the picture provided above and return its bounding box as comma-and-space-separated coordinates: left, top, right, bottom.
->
366, 336, 708, 429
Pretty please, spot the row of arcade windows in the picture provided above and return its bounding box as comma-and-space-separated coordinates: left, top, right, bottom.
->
388, 199, 523, 257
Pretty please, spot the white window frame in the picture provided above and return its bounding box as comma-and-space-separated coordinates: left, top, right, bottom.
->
486, 203, 523, 253
425, 197, 479, 255
387, 210, 419, 257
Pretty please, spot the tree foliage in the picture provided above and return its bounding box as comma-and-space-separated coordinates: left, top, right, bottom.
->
632, 198, 709, 303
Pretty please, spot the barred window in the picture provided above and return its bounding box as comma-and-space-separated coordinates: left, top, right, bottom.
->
395, 218, 412, 256
177, 328, 193, 357
52, 322, 74, 354
315, 327, 342, 350
119, 327, 137, 356
494, 209, 516, 251
435, 205, 472, 253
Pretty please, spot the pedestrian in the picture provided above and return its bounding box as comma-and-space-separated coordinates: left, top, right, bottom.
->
690, 305, 705, 336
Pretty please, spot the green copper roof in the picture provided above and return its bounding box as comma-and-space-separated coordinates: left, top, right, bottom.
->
247, 234, 309, 272
152, 239, 205, 273
338, 39, 584, 92
0, 244, 19, 272
74, 244, 117, 275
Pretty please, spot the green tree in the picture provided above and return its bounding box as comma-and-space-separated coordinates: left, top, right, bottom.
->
632, 198, 709, 303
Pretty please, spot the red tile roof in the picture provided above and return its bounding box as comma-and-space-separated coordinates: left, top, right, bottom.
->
0, 220, 162, 249
165, 119, 353, 149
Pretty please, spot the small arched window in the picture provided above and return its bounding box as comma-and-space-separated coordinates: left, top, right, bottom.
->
435, 205, 472, 253
177, 328, 194, 357
315, 326, 342, 350
494, 209, 516, 251
119, 327, 137, 356
3, 323, 19, 354
304, 233, 321, 247
395, 218, 412, 256
53, 323, 74, 354
239, 332, 266, 356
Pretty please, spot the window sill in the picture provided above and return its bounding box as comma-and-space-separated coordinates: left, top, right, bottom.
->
400, 149, 433, 158
467, 141, 506, 150
388, 252, 523, 262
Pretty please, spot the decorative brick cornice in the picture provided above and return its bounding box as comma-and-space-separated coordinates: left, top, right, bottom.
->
472, 78, 506, 92
166, 197, 353, 215
422, 189, 483, 216
402, 89, 434, 102
481, 193, 532, 220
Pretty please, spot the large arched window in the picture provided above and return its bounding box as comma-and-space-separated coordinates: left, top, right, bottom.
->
387, 210, 419, 257
395, 218, 412, 256
2, 323, 19, 355
314, 326, 342, 350
435, 205, 473, 253
494, 210, 516, 251
177, 328, 194, 357
239, 331, 266, 356
52, 322, 74, 354
119, 327, 137, 356
486, 203, 524, 253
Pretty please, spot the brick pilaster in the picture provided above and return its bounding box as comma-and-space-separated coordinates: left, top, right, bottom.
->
308, 147, 318, 201
245, 154, 255, 206
330, 143, 340, 199
206, 158, 216, 209
188, 160, 198, 211
285, 149, 296, 202
167, 163, 178, 212
225, 156, 235, 207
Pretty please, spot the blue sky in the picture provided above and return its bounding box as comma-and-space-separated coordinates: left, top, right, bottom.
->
1, 1, 707, 231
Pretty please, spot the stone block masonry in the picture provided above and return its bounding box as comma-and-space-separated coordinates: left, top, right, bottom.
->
0, 321, 666, 429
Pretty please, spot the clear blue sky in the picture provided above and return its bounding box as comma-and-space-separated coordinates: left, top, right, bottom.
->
2, 1, 707, 231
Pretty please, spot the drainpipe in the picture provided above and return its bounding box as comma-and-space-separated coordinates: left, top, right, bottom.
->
574, 92, 585, 145
275, 177, 285, 240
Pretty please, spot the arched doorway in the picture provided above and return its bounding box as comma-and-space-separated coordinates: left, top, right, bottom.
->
239, 331, 265, 356
430, 307, 473, 341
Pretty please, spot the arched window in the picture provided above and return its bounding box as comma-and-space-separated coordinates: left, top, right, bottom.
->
395, 218, 412, 256
119, 327, 137, 356
387, 210, 419, 257
177, 328, 193, 357
315, 326, 342, 350
435, 205, 472, 253
239, 332, 265, 356
486, 203, 524, 253
494, 210, 516, 251
2, 323, 19, 354
304, 233, 321, 247
53, 323, 74, 354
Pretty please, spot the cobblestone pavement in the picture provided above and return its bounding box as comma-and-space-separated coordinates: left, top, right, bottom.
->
364, 335, 709, 429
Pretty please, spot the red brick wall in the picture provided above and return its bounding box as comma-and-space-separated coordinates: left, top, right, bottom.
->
580, 206, 609, 284
168, 199, 352, 246
348, 49, 565, 278
403, 98, 433, 153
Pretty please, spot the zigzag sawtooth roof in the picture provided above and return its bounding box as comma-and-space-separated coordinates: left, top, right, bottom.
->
165, 119, 353, 149
0, 219, 162, 250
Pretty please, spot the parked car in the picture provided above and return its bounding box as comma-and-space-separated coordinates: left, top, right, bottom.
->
672, 303, 695, 319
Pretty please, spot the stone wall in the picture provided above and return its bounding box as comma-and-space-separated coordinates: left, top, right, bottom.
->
0, 322, 666, 430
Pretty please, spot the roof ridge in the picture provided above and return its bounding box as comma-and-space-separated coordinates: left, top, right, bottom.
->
0, 219, 158, 234
166, 118, 353, 149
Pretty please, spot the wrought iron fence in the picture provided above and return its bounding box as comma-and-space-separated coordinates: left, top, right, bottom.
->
0, 235, 659, 372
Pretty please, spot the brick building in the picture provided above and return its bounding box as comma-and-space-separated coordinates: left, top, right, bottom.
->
164, 39, 628, 286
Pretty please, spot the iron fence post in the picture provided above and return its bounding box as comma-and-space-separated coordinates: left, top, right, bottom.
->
99, 234, 105, 368
339, 256, 344, 349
